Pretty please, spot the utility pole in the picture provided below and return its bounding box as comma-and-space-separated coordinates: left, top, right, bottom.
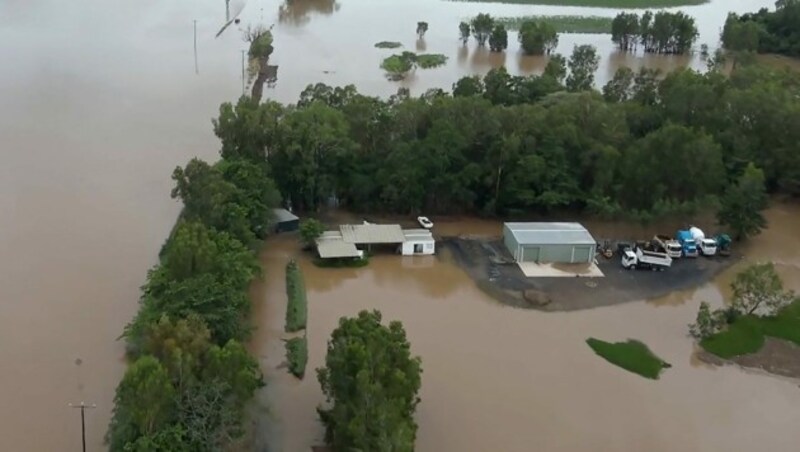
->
193, 19, 199, 74
69, 401, 96, 452
226, 0, 230, 22
241, 49, 246, 95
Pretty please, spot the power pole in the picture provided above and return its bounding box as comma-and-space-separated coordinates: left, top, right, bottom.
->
69, 401, 96, 452
241, 49, 246, 95
193, 19, 199, 74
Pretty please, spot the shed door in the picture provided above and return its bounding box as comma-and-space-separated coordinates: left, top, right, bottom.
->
572, 246, 592, 263
521, 246, 540, 262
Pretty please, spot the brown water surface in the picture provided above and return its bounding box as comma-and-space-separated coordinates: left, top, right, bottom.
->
0, 0, 792, 450
251, 204, 800, 452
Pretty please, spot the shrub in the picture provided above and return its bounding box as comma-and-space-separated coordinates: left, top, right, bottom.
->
285, 260, 308, 332
286, 336, 308, 378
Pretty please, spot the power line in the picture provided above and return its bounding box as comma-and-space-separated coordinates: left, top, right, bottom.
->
193, 19, 199, 75
68, 401, 96, 452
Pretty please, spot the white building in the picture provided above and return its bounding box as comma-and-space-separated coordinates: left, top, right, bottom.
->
315, 224, 435, 259
401, 229, 435, 255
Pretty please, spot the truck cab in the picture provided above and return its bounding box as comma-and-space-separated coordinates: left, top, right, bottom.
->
696, 238, 717, 256
676, 230, 698, 258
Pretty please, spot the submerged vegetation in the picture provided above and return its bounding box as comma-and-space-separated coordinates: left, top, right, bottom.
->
286, 335, 309, 378
381, 51, 448, 79
495, 15, 613, 34
449, 0, 706, 7
285, 259, 308, 333
611, 10, 698, 54
722, 1, 800, 56
586, 338, 671, 379
375, 41, 403, 49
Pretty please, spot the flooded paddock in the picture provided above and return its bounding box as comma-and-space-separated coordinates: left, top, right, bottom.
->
250, 204, 800, 452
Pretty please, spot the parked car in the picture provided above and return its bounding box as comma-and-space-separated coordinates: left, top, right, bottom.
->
417, 216, 433, 229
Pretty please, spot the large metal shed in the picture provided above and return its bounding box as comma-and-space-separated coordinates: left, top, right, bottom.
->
503, 222, 596, 264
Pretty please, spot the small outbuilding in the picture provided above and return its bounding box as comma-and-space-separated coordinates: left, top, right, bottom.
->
272, 208, 299, 233
503, 222, 596, 264
401, 229, 435, 256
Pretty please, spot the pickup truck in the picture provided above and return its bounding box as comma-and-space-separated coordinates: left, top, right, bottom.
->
621, 247, 672, 270
653, 234, 683, 259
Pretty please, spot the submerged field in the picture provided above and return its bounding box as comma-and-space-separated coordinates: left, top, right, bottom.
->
451, 0, 706, 7
495, 15, 613, 34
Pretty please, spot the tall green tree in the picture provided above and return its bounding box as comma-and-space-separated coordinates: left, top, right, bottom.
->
213, 98, 284, 162
470, 13, 494, 46
458, 21, 471, 44
317, 310, 422, 452
731, 262, 795, 316
488, 24, 508, 52
518, 20, 558, 55
566, 45, 599, 92
717, 162, 768, 240
543, 54, 567, 84
611, 12, 639, 51
603, 66, 635, 102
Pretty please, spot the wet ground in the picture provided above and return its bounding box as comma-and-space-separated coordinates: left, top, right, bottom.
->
442, 237, 740, 311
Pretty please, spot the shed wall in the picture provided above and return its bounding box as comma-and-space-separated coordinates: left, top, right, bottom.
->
503, 225, 520, 260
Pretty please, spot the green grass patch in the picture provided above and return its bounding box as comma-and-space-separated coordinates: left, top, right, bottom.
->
495, 15, 613, 34
285, 336, 308, 378
416, 53, 448, 69
586, 338, 671, 380
375, 41, 403, 49
700, 300, 800, 359
451, 0, 705, 8
313, 256, 369, 268
285, 260, 307, 333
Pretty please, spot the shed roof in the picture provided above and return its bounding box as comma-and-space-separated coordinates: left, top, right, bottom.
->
316, 236, 361, 258
504, 222, 596, 246
272, 208, 299, 223
340, 224, 405, 244
403, 229, 434, 241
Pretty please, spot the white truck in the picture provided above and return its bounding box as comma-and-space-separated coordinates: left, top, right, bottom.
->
653, 234, 683, 259
621, 247, 672, 270
689, 226, 717, 256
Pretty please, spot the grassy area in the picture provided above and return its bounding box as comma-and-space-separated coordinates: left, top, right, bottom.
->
701, 300, 800, 359
586, 338, 671, 379
495, 15, 613, 34
451, 0, 706, 7
375, 41, 402, 49
285, 260, 307, 333
285, 336, 308, 378
416, 53, 448, 69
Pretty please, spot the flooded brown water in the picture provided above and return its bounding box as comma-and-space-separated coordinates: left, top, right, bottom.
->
0, 0, 792, 450
251, 203, 800, 452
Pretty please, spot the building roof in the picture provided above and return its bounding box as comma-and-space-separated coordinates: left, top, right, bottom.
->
403, 229, 434, 241
504, 222, 596, 246
272, 208, 299, 223
340, 224, 405, 244
316, 233, 361, 258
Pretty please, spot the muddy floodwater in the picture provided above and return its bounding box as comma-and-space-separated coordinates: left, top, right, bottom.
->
250, 204, 800, 452
0, 0, 793, 450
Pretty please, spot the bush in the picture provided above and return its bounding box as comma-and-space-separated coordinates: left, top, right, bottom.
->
700, 316, 764, 358
285, 260, 308, 332
586, 338, 671, 380
286, 336, 308, 378
375, 41, 402, 49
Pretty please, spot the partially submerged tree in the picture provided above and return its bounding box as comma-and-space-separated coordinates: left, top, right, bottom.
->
718, 162, 768, 240
458, 21, 471, 44
488, 24, 508, 52
518, 20, 558, 55
416, 21, 428, 39
543, 54, 567, 83
566, 45, 600, 92
317, 310, 422, 452
470, 13, 494, 46
299, 219, 325, 249
731, 262, 795, 316
688, 301, 727, 339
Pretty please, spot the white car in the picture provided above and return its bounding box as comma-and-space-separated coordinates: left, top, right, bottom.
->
417, 216, 433, 229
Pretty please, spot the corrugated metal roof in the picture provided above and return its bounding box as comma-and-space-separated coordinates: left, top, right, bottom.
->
316, 238, 361, 258
403, 229, 434, 241
505, 222, 596, 245
272, 208, 299, 223
340, 224, 405, 244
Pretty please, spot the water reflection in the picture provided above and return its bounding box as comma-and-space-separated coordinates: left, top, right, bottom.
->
415, 38, 426, 52
465, 45, 506, 72
278, 0, 339, 26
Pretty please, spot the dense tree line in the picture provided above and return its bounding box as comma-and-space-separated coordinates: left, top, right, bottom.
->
611, 10, 698, 54
213, 55, 799, 224
722, 0, 800, 56
107, 98, 282, 450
